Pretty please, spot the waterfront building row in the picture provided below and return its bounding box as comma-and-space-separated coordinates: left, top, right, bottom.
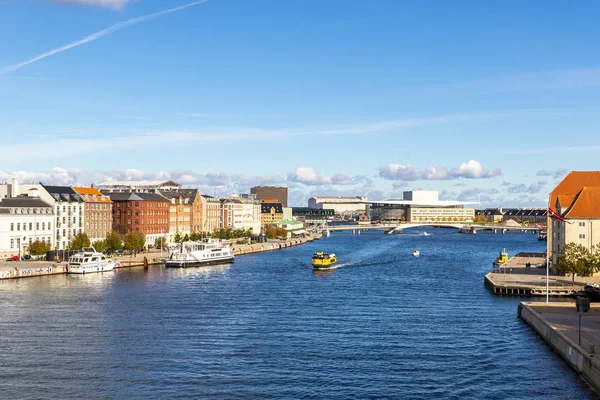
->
476, 208, 547, 225
1, 179, 287, 257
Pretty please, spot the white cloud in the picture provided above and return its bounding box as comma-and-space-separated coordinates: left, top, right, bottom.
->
287, 167, 331, 186
1, 1, 207, 75
331, 174, 353, 185
53, 0, 134, 9
378, 160, 501, 181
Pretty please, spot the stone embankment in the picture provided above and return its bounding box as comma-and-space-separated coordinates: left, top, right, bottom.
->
0, 234, 320, 281
519, 302, 600, 392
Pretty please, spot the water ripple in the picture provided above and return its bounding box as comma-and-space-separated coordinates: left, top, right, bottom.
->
0, 231, 598, 399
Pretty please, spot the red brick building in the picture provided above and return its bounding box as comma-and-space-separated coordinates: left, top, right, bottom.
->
105, 192, 170, 245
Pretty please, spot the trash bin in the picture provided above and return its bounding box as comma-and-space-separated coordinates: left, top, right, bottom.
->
576, 296, 590, 313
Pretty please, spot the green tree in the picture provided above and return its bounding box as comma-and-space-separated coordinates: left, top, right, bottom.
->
183, 233, 190, 242
28, 240, 50, 256
190, 232, 201, 241
555, 243, 591, 283
154, 236, 167, 249
93, 240, 108, 253
174, 231, 182, 243
105, 232, 123, 252
69, 232, 90, 250
124, 232, 146, 252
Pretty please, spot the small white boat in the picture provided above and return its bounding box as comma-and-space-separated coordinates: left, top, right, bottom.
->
166, 239, 234, 268
68, 247, 120, 274
421, 232, 430, 236
412, 250, 420, 257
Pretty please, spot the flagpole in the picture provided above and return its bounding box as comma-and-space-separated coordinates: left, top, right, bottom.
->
547, 192, 551, 304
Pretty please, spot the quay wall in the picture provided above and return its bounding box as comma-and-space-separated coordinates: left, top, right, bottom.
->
0, 264, 68, 280
1, 236, 318, 280
518, 303, 600, 392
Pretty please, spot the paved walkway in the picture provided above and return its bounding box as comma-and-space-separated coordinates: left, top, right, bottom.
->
524, 302, 600, 353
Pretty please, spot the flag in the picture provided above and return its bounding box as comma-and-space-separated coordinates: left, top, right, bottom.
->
548, 208, 572, 224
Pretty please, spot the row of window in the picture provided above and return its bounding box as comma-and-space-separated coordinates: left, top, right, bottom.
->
86, 212, 110, 220
116, 202, 169, 208
85, 222, 108, 229
10, 208, 51, 214
117, 211, 168, 217
88, 203, 110, 210
58, 216, 80, 224
10, 237, 52, 248
56, 205, 84, 213
11, 222, 51, 232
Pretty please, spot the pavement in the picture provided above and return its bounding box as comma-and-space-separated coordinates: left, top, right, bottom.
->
524, 301, 600, 352
489, 255, 600, 289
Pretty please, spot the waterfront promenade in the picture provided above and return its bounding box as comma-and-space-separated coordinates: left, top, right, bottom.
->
519, 302, 600, 392
0, 234, 320, 280
484, 253, 600, 297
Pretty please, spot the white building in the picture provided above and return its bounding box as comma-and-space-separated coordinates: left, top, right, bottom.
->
308, 196, 369, 216
0, 190, 54, 258
221, 195, 262, 235
42, 186, 85, 250
369, 191, 475, 222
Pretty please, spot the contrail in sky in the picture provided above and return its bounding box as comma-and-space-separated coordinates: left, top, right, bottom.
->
0, 0, 208, 75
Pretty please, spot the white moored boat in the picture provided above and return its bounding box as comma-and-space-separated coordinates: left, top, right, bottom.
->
412, 249, 420, 257
166, 240, 234, 268
67, 247, 120, 274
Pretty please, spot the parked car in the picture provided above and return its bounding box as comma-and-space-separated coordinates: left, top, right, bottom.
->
6, 255, 20, 261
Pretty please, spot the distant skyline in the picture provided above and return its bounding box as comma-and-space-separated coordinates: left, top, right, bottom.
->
1, 0, 599, 206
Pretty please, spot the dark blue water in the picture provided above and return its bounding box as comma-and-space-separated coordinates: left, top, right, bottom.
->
1, 230, 598, 399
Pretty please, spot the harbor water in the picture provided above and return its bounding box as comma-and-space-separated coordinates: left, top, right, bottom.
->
1, 230, 598, 399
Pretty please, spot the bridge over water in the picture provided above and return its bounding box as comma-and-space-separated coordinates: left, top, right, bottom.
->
324, 222, 541, 235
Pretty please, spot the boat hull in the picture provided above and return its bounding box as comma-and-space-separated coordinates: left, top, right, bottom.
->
68, 263, 116, 274
165, 257, 235, 268
313, 264, 336, 270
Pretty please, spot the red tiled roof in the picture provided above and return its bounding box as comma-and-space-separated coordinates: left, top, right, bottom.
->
556, 194, 577, 209
564, 187, 600, 218
549, 171, 600, 211
73, 187, 112, 203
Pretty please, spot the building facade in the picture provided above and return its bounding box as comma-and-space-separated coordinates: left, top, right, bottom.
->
548, 171, 600, 264
200, 195, 221, 233
250, 186, 288, 207
369, 191, 474, 223
74, 186, 113, 242
179, 189, 203, 234
261, 202, 284, 226
43, 185, 85, 250
106, 192, 170, 245
308, 196, 368, 216
159, 190, 193, 240
292, 207, 334, 225
0, 195, 54, 258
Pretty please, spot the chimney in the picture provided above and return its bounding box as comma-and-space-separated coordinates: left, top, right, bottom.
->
11, 178, 19, 198
91, 183, 95, 188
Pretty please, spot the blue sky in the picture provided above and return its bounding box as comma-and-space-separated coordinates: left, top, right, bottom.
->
1, 0, 599, 206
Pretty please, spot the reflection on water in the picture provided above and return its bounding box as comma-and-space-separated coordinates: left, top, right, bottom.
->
164, 263, 233, 278
0, 232, 598, 399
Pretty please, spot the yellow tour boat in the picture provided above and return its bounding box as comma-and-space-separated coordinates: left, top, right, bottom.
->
493, 248, 509, 267
312, 252, 337, 269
